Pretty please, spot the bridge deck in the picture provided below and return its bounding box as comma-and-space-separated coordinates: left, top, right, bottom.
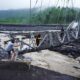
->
0, 24, 67, 31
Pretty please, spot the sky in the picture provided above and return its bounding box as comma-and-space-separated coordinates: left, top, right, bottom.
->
0, 0, 80, 10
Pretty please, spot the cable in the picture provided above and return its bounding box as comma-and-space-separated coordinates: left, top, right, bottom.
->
55, 0, 60, 7
48, 0, 50, 7
33, 0, 39, 9
40, 0, 43, 12
63, 0, 70, 24
32, 0, 39, 18
71, 0, 77, 21
57, 0, 65, 24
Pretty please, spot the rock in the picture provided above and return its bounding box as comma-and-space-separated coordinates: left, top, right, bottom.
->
76, 57, 80, 63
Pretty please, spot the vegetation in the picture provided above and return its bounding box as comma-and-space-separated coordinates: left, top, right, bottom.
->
0, 7, 80, 24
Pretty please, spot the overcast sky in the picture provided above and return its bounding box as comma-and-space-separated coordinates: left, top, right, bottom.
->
0, 0, 80, 10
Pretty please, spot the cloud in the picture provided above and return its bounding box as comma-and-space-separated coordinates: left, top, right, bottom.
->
0, 0, 80, 10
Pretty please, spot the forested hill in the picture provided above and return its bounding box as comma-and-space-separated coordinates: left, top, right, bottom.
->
0, 7, 80, 24
0, 8, 37, 24
0, 9, 29, 19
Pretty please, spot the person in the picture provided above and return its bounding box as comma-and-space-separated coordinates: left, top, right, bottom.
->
18, 44, 32, 55
60, 26, 64, 38
5, 39, 16, 60
35, 33, 41, 46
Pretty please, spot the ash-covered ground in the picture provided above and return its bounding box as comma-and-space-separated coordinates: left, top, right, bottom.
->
0, 33, 80, 80
0, 50, 80, 80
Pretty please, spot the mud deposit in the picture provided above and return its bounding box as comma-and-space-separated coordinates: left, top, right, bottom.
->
0, 61, 79, 80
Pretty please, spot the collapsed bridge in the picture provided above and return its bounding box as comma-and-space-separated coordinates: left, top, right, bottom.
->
0, 21, 80, 59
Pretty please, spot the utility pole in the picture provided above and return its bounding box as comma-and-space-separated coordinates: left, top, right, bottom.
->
30, 0, 31, 24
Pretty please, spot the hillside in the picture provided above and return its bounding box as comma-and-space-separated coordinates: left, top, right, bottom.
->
0, 7, 80, 24
0, 8, 37, 24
